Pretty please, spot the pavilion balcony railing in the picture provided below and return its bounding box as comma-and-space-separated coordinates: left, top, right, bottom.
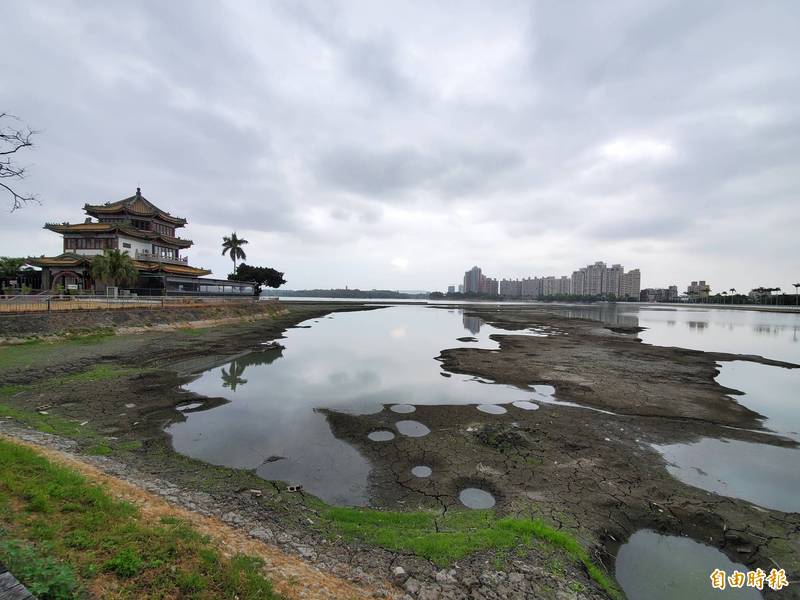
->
134, 250, 188, 265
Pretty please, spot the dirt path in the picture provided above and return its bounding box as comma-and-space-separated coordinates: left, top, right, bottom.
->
0, 433, 396, 600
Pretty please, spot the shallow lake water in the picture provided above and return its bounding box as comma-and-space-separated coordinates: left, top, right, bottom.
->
715, 360, 799, 441
652, 437, 800, 513
550, 304, 800, 363
615, 529, 761, 600
168, 306, 545, 505
553, 304, 800, 510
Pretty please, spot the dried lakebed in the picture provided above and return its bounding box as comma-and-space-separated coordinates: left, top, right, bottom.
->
0, 302, 798, 599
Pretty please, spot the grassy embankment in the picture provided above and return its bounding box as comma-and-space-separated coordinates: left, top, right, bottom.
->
319, 507, 620, 598
0, 333, 621, 599
0, 438, 281, 600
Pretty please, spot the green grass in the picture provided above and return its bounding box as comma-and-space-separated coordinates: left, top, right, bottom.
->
0, 364, 146, 450
0, 384, 27, 396
0, 331, 116, 370
86, 445, 113, 456
322, 506, 621, 599
51, 364, 139, 384
0, 403, 85, 438
0, 437, 282, 599
0, 539, 80, 599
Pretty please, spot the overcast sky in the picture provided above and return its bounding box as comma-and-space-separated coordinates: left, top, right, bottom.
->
2, 1, 798, 292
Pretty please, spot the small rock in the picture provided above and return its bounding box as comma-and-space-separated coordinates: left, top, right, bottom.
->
294, 545, 316, 560
418, 584, 442, 600
404, 578, 421, 595
392, 566, 408, 584
249, 527, 274, 542
508, 572, 525, 585
248, 489, 263, 497
221, 512, 243, 524
434, 569, 457, 585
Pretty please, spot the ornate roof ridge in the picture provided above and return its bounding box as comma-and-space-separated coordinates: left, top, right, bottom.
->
83, 188, 187, 226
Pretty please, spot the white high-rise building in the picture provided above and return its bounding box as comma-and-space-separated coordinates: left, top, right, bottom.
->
622, 269, 641, 300
585, 261, 607, 295
606, 264, 624, 297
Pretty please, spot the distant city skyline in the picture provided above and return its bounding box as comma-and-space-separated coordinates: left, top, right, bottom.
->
455, 261, 641, 299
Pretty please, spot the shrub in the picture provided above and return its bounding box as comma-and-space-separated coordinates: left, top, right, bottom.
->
0, 540, 80, 600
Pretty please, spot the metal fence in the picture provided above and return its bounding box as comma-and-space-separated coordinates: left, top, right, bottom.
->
0, 293, 261, 314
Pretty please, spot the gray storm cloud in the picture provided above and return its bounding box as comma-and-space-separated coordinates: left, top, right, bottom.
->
1, 0, 798, 291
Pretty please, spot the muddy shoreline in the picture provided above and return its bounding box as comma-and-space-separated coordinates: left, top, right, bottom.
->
1, 302, 797, 599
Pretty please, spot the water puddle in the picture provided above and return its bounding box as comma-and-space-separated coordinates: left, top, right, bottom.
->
395, 420, 431, 437
716, 361, 800, 441
477, 404, 508, 415
177, 402, 204, 411
652, 438, 800, 512
615, 529, 760, 600
411, 466, 432, 478
368, 430, 395, 442
512, 401, 540, 411
390, 404, 416, 414
459, 487, 496, 509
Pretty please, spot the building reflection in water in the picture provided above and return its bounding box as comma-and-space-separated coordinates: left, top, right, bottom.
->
462, 314, 482, 335
686, 321, 708, 331
544, 306, 640, 328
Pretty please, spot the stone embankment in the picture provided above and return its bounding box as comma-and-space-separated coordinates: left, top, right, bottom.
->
0, 300, 286, 342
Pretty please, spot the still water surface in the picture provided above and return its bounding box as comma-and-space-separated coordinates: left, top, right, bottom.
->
168, 307, 541, 505
552, 304, 800, 511
615, 530, 761, 600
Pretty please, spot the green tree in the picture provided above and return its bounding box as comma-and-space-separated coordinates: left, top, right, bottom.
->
221, 233, 248, 273
0, 257, 24, 279
229, 263, 285, 295
91, 249, 138, 290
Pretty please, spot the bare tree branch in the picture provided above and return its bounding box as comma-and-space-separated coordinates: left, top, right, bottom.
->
0, 113, 39, 211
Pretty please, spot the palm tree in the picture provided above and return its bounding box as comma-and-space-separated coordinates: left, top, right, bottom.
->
221, 233, 248, 273
729, 288, 736, 305
794, 283, 800, 306
91, 249, 137, 292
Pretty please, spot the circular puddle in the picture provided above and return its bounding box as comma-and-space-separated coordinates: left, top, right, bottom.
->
477, 404, 507, 415
395, 420, 431, 437
459, 487, 496, 509
411, 466, 432, 478
390, 404, 416, 414
367, 430, 395, 442
512, 401, 540, 411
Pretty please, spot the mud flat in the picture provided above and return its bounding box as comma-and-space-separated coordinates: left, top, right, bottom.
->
0, 302, 797, 599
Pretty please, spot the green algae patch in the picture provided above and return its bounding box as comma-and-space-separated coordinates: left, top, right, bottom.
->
321, 506, 621, 599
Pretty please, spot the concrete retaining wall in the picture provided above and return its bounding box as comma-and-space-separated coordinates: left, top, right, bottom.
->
0, 301, 285, 341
